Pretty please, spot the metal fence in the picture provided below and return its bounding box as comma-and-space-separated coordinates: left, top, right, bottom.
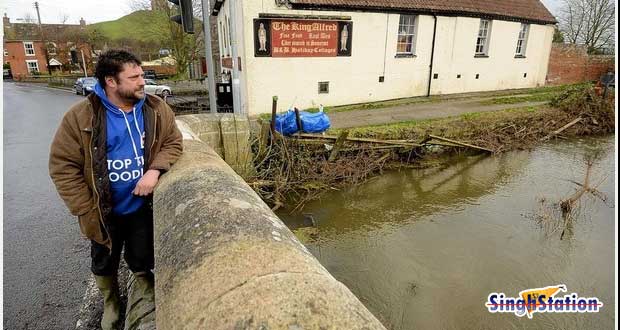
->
164, 95, 233, 114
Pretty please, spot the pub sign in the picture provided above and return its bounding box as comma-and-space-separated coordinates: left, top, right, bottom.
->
254, 18, 352, 57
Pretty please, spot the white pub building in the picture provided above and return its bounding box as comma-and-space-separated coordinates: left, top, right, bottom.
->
213, 0, 557, 115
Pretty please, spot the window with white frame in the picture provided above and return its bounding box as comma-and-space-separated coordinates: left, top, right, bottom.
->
4, 49, 8, 57
223, 16, 230, 56
218, 21, 224, 56
24, 42, 35, 56
227, 16, 232, 55
222, 19, 227, 49
26, 60, 39, 73
515, 23, 529, 56
397, 15, 417, 54
475, 19, 492, 56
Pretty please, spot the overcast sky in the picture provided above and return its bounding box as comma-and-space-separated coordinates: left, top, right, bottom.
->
3, 0, 564, 25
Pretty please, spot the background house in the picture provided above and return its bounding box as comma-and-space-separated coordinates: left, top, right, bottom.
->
213, 0, 557, 115
3, 14, 93, 77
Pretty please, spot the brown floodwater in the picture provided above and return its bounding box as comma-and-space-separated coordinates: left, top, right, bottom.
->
277, 135, 616, 330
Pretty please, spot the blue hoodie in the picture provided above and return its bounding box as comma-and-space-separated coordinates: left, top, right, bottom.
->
94, 82, 147, 215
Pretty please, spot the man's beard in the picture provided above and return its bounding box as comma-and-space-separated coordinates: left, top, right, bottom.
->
118, 86, 145, 101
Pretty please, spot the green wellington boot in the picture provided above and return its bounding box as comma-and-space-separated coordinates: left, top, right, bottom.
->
94, 275, 121, 330
132, 272, 155, 306
125, 272, 156, 330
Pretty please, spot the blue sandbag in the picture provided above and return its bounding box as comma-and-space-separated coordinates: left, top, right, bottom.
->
274, 109, 331, 135
274, 110, 298, 135
299, 111, 331, 133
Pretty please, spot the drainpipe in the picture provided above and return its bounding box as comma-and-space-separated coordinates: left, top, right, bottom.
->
427, 14, 437, 97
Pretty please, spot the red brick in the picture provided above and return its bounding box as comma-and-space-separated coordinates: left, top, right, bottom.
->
546, 43, 615, 85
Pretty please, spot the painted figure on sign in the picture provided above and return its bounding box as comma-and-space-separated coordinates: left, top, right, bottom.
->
258, 23, 267, 51
340, 25, 349, 51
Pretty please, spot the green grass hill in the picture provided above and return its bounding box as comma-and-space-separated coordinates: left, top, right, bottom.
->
88, 10, 170, 43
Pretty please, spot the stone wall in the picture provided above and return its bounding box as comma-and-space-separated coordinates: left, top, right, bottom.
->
176, 113, 252, 177
159, 79, 209, 95
14, 75, 81, 88
546, 43, 615, 85
150, 120, 387, 329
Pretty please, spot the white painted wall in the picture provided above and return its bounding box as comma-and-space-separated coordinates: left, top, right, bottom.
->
430, 16, 554, 95
217, 1, 555, 115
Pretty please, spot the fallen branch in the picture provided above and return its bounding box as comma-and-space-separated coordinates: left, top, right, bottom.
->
427, 135, 495, 153
248, 180, 276, 188
295, 133, 422, 147
542, 117, 582, 141
559, 159, 592, 214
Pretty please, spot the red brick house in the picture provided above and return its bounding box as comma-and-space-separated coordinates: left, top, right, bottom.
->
3, 14, 93, 77
3, 39, 49, 77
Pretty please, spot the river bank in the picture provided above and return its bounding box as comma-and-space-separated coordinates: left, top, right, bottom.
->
248, 84, 615, 211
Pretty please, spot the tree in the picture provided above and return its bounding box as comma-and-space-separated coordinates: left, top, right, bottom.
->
553, 27, 565, 43
128, 0, 205, 78
557, 0, 615, 54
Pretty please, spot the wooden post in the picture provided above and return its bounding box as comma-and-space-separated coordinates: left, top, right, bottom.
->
328, 130, 349, 162
259, 121, 270, 157
294, 107, 303, 135
270, 96, 278, 135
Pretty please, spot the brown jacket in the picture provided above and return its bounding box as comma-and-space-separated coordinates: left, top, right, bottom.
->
49, 93, 183, 249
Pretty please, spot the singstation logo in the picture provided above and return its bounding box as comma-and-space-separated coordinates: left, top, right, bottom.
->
485, 284, 603, 319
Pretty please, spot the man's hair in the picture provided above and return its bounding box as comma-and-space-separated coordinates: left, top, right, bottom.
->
95, 49, 142, 86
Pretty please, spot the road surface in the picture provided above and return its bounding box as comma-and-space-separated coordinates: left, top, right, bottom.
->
3, 82, 91, 330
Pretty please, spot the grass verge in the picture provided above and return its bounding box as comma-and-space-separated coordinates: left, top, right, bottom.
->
257, 83, 589, 121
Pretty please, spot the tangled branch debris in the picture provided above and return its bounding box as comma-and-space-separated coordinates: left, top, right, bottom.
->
248, 133, 400, 212
532, 149, 611, 240
343, 84, 614, 153
247, 84, 614, 212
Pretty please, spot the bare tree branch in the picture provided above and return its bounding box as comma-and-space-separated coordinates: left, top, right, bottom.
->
558, 0, 615, 53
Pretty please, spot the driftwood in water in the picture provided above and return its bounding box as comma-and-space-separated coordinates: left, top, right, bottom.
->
558, 158, 607, 215
533, 154, 609, 240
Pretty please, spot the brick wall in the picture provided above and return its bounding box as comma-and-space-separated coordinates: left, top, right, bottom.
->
546, 43, 615, 85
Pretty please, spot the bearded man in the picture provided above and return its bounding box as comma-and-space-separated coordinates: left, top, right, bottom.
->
49, 49, 183, 330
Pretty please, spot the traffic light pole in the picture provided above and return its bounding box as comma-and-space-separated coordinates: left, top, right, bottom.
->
201, 0, 218, 113
228, 0, 242, 115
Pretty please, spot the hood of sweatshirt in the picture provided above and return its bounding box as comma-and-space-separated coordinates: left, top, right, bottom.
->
94, 82, 146, 116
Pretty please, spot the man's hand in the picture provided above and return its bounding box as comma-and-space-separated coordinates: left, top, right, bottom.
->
133, 169, 161, 196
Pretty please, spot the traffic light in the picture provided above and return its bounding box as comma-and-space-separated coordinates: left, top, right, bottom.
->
169, 0, 194, 34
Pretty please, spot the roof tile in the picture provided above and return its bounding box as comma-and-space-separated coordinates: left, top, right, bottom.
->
290, 0, 557, 24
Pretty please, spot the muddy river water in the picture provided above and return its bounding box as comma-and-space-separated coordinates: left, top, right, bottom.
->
277, 136, 615, 330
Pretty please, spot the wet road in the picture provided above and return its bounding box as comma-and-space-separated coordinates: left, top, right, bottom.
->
3, 82, 91, 329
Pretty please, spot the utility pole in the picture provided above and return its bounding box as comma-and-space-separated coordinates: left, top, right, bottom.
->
34, 1, 51, 75
201, 0, 217, 113
228, 0, 242, 115
80, 49, 87, 77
